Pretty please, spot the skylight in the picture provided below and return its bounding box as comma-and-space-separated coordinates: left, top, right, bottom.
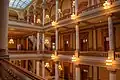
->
9, 0, 32, 9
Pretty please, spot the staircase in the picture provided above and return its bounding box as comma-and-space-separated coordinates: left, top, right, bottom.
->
0, 59, 45, 80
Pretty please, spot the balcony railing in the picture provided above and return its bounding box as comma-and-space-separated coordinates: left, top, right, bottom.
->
8, 50, 120, 58
79, 51, 108, 57
9, 19, 42, 26
8, 50, 38, 54
58, 51, 75, 55
115, 52, 120, 58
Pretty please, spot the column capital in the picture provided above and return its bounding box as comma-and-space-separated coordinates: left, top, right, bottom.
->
75, 64, 80, 68
107, 67, 117, 72
106, 13, 113, 17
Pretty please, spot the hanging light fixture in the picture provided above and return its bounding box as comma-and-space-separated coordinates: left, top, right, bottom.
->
9, 38, 14, 44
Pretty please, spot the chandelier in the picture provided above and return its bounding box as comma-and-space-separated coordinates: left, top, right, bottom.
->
9, 38, 14, 44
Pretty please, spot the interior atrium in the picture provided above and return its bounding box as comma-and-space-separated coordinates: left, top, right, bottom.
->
0, 0, 120, 80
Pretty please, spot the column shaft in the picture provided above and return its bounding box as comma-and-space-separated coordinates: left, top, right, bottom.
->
42, 33, 45, 51
0, 0, 9, 55
42, 0, 45, 26
56, 29, 58, 51
42, 61, 45, 78
75, 66, 80, 80
109, 71, 116, 80
91, 0, 95, 5
108, 16, 114, 51
25, 60, 28, 70
27, 10, 29, 23
108, 16, 115, 59
26, 38, 29, 50
37, 33, 40, 51
33, 60, 36, 73
55, 0, 58, 21
36, 61, 40, 76
76, 24, 79, 51
34, 15, 36, 23
88, 66, 93, 79
55, 62, 59, 80
33, 35, 36, 50
93, 29, 97, 50
75, 0, 78, 15
93, 66, 98, 80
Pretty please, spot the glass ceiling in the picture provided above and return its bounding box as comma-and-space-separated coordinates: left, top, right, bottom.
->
9, 0, 32, 9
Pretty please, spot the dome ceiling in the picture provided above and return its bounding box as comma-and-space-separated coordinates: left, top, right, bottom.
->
9, 0, 32, 9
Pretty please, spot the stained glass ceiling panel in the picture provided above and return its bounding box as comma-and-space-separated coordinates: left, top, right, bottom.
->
9, 0, 32, 9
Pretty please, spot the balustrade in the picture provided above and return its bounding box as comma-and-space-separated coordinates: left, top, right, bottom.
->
79, 51, 108, 57
8, 50, 120, 59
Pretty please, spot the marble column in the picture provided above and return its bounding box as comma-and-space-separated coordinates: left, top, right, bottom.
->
42, 33, 45, 51
42, 61, 45, 78
36, 61, 40, 76
87, 0, 90, 7
75, 65, 81, 80
37, 32, 40, 51
55, 62, 59, 80
55, 29, 58, 51
93, 29, 97, 50
88, 66, 93, 79
109, 71, 116, 80
25, 60, 28, 70
0, 0, 9, 55
55, 0, 58, 21
91, 0, 95, 6
75, 0, 78, 15
108, 16, 114, 51
55, 0, 59, 80
26, 38, 29, 50
33, 60, 36, 73
27, 9, 29, 23
108, 15, 114, 59
42, 0, 45, 26
75, 24, 79, 56
32, 35, 36, 50
76, 24, 79, 51
93, 66, 98, 80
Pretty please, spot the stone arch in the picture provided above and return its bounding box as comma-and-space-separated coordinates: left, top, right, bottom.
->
9, 9, 18, 20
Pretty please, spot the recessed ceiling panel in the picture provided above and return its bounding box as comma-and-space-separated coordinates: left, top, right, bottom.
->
9, 0, 32, 9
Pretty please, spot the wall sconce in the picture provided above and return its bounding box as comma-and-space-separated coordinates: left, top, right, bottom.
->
72, 55, 79, 62
46, 15, 50, 19
45, 62, 50, 68
51, 54, 58, 60
83, 39, 88, 43
45, 39, 49, 44
106, 57, 112, 66
37, 18, 41, 23
9, 38, 14, 44
103, 1, 111, 9
52, 21, 58, 26
58, 64, 63, 71
71, 13, 77, 20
